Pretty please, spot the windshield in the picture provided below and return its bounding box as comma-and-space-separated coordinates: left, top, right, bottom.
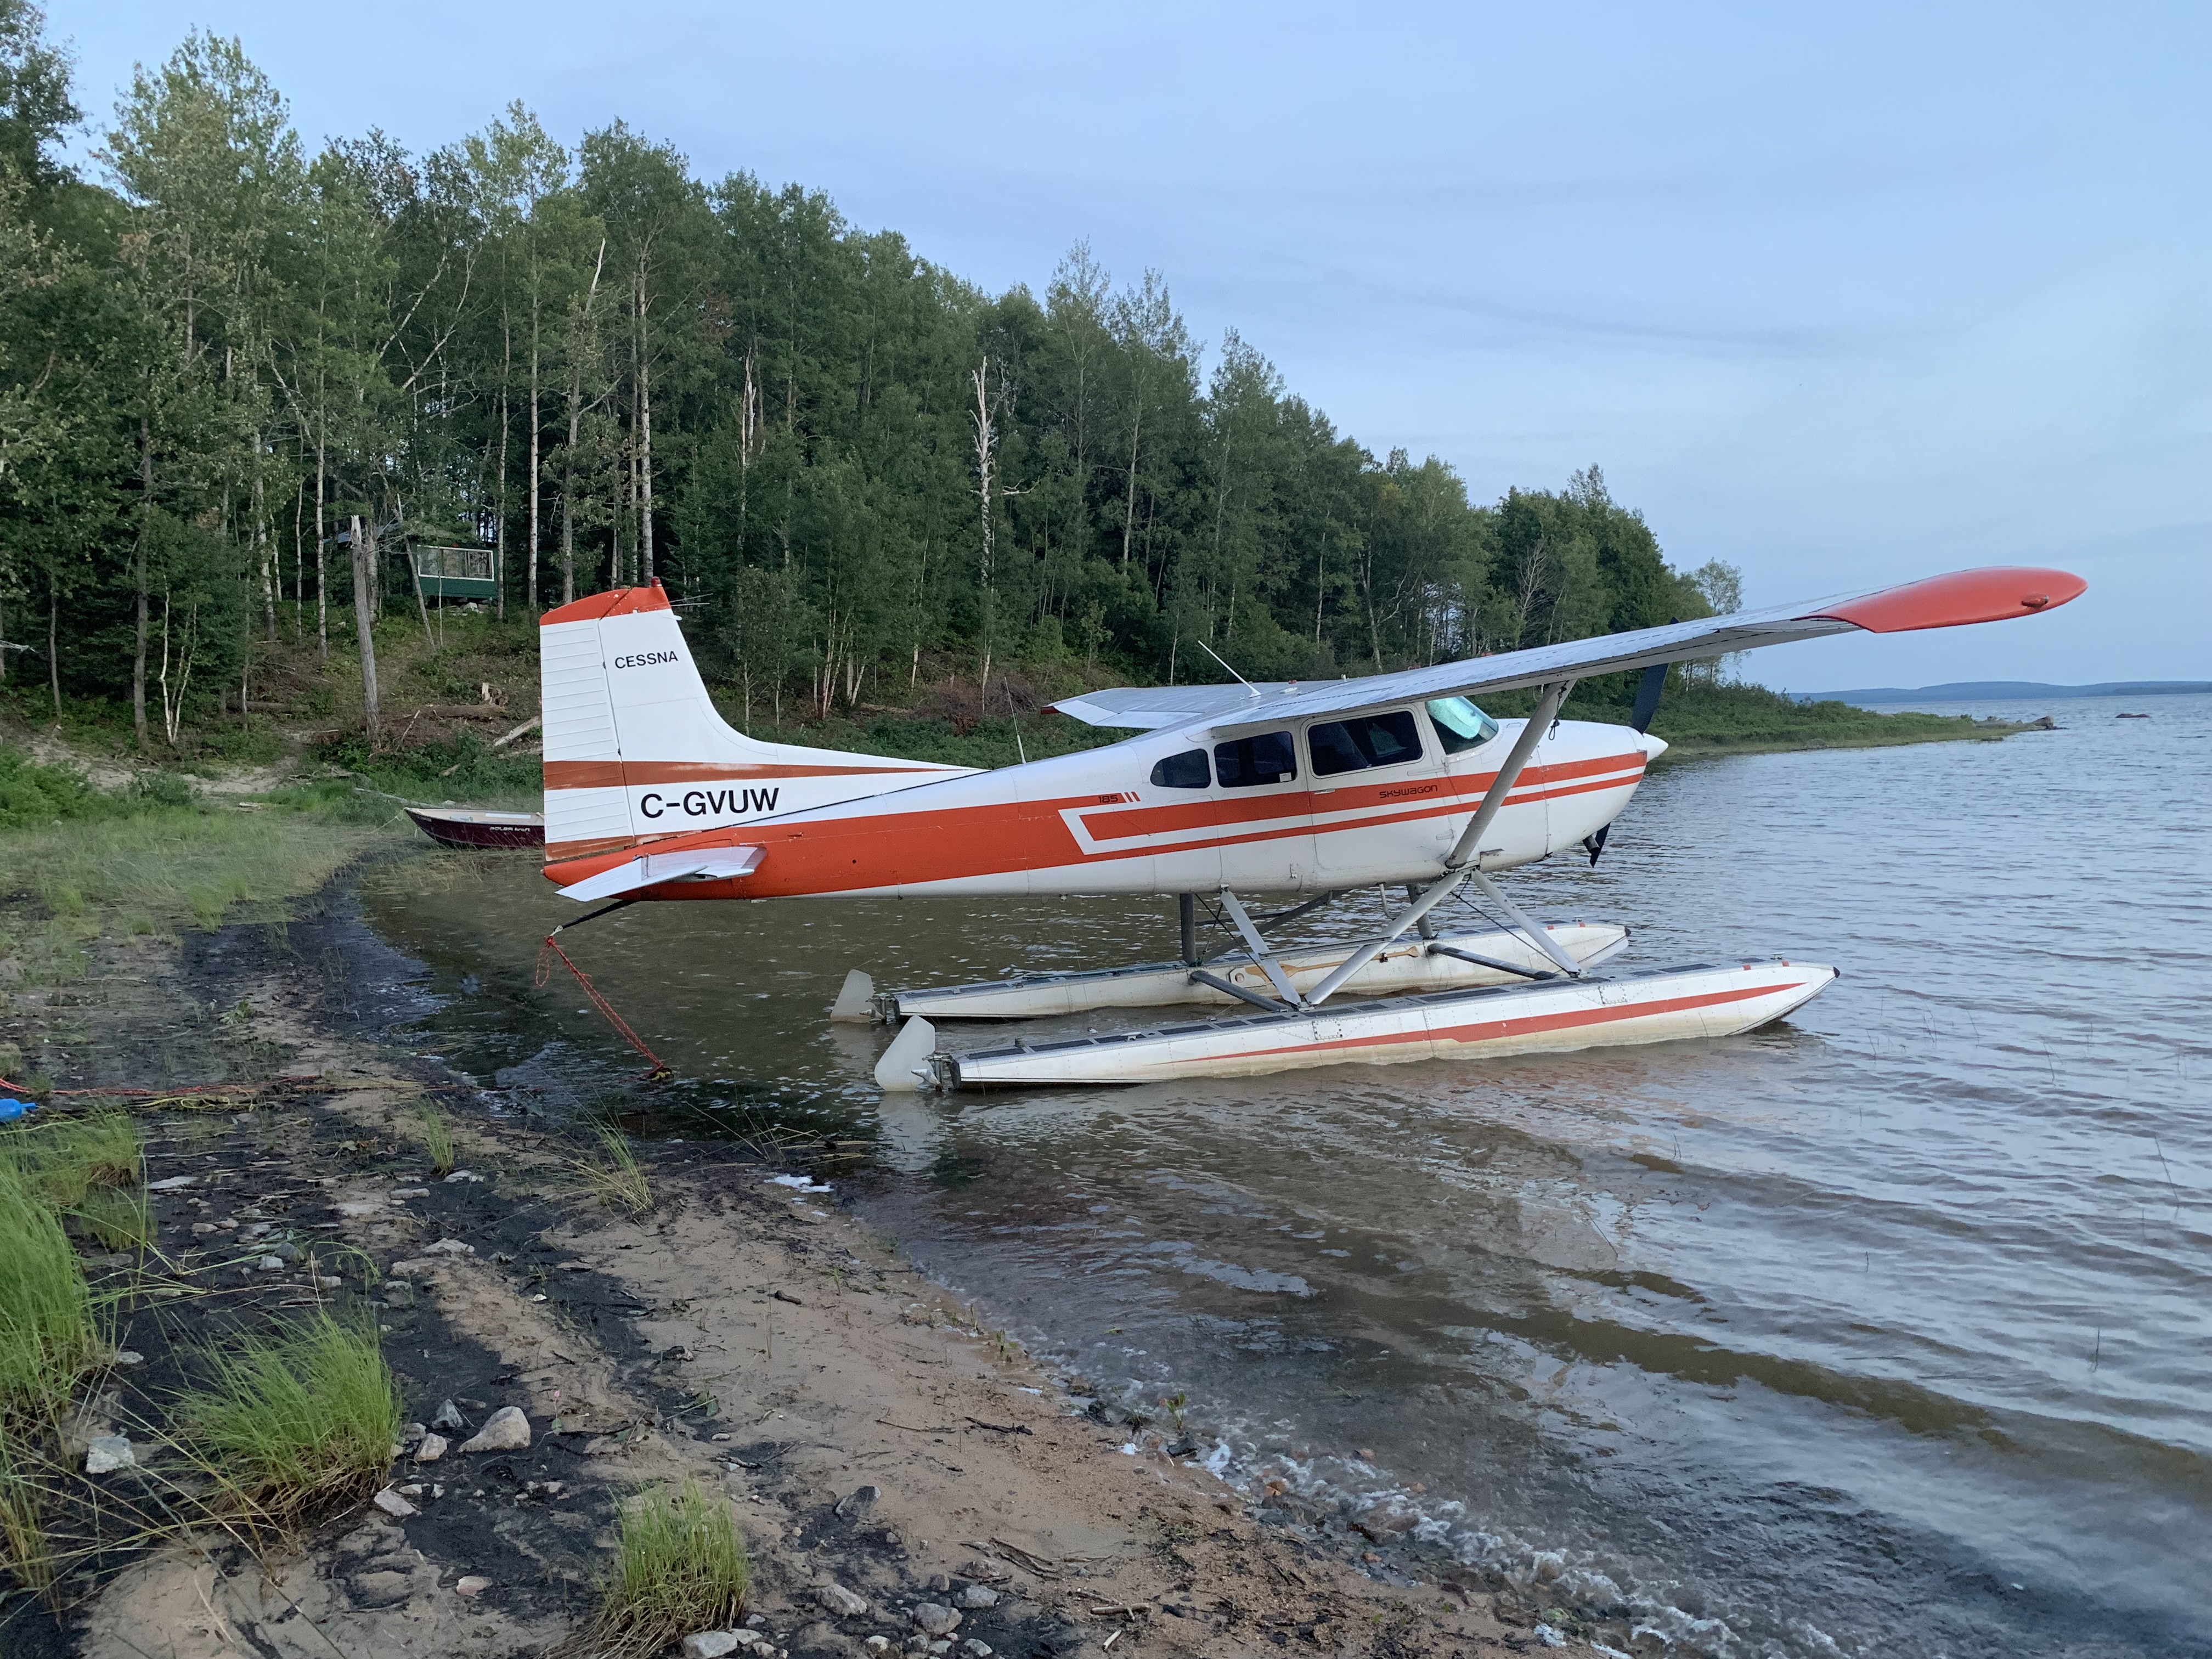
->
1425, 696, 1499, 754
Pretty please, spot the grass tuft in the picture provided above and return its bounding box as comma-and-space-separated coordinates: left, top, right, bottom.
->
2, 1112, 143, 1211
0, 1426, 57, 1601
69, 1184, 154, 1254
574, 1479, 748, 1657
571, 1123, 651, 1217
415, 1104, 456, 1177
0, 1164, 102, 1426
174, 1312, 400, 1530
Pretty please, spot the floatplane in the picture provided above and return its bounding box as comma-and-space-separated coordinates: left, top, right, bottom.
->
534, 565, 2083, 1090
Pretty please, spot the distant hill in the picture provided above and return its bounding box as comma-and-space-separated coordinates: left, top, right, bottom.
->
1790, 680, 2212, 706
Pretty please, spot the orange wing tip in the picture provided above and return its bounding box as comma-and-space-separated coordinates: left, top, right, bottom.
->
1803, 566, 2086, 634
538, 581, 673, 627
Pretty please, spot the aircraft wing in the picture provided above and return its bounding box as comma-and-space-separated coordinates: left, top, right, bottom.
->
1060, 566, 2084, 739
1048, 682, 1298, 730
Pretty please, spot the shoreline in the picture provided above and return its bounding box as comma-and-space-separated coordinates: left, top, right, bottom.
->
1646, 716, 2045, 762
3, 860, 1556, 1657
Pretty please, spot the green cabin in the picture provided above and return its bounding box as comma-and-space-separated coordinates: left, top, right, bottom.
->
408, 544, 499, 602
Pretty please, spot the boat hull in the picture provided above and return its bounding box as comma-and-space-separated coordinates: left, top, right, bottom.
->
404, 808, 546, 850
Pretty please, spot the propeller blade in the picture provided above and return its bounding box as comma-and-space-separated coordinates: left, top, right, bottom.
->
1629, 662, 1668, 734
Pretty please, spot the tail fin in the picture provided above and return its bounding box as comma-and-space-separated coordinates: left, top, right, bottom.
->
539, 584, 969, 865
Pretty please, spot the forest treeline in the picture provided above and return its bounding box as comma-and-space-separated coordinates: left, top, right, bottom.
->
0, 5, 1740, 749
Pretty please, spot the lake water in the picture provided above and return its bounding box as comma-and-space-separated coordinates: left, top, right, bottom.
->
360, 692, 2212, 1659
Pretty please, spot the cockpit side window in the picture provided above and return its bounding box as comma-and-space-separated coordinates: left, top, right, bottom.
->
1149, 748, 1210, 789
1426, 696, 1500, 754
1308, 709, 1424, 776
1213, 731, 1297, 788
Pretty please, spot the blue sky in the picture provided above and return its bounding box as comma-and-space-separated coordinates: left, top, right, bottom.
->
51, 1, 2210, 687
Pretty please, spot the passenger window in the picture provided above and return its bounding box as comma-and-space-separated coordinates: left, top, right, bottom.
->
1213, 731, 1297, 788
1426, 696, 1500, 754
1308, 710, 1424, 776
1149, 748, 1210, 789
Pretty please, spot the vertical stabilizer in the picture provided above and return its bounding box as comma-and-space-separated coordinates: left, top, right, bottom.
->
539, 584, 971, 865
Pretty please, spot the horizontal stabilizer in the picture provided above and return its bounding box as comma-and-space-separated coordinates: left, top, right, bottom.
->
556, 846, 764, 903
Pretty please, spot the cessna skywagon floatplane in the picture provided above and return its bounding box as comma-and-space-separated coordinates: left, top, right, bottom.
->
536, 565, 2083, 1090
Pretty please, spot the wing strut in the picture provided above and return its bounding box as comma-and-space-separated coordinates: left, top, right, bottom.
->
1302, 681, 1575, 1009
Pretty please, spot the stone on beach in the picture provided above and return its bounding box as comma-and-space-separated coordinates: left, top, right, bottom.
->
834, 1483, 879, 1519
83, 1434, 134, 1475
431, 1398, 469, 1431
681, 1634, 742, 1658
458, 1406, 531, 1452
912, 1602, 962, 1636
421, 1238, 475, 1255
414, 1432, 448, 1463
813, 1581, 869, 1617
371, 1487, 418, 1517
955, 1584, 998, 1609
454, 1575, 492, 1596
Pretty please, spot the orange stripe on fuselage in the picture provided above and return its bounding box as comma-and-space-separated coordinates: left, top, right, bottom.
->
542, 752, 1650, 896
543, 760, 954, 791
1073, 750, 1643, 842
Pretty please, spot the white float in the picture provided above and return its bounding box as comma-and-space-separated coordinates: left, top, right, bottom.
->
858, 921, 1629, 1022
879, 958, 1836, 1089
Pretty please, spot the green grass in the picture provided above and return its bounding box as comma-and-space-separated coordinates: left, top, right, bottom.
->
415, 1105, 456, 1177
571, 1124, 651, 1217
0, 789, 391, 991
0, 1164, 101, 1429
174, 1311, 400, 1530
69, 1185, 154, 1254
587, 1479, 749, 1656
1, 1113, 143, 1211
0, 1425, 58, 1601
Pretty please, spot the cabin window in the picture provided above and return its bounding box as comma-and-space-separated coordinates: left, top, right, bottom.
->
1149, 748, 1211, 789
1307, 709, 1424, 776
1426, 696, 1500, 754
1213, 731, 1297, 788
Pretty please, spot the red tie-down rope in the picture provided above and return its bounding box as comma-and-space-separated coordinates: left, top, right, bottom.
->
534, 933, 673, 1081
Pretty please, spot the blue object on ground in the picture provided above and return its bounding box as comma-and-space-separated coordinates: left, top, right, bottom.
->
0, 1097, 37, 1122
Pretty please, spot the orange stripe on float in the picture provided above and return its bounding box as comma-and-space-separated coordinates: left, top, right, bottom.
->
1200, 981, 1783, 1064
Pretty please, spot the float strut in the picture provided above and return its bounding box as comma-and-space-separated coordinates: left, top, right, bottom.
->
1186, 969, 1286, 1013
1426, 943, 1556, 982
1179, 893, 1199, 967
1463, 868, 1584, 978
1215, 889, 1305, 1008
